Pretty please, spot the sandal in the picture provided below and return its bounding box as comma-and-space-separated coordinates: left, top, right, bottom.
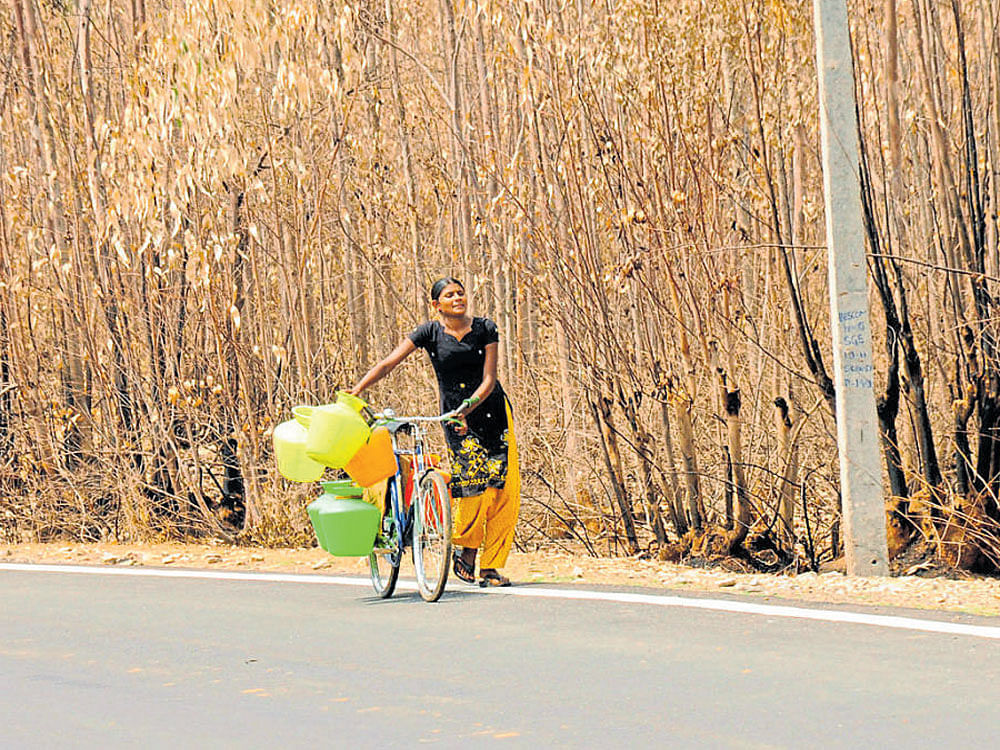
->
452, 550, 477, 584
478, 569, 511, 588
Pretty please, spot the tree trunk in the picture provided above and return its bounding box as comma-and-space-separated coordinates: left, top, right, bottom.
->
673, 390, 703, 531
439, 0, 472, 275
555, 319, 579, 508
954, 385, 975, 498
589, 395, 639, 554
385, 0, 422, 314
774, 397, 798, 550
657, 389, 688, 536
662, 261, 703, 530
622, 393, 667, 545
226, 184, 251, 528
719, 371, 750, 548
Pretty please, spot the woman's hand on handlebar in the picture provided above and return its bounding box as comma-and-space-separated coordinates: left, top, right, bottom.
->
444, 410, 469, 436
445, 396, 481, 435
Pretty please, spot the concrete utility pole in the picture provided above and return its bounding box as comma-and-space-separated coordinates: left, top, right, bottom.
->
812, 0, 890, 575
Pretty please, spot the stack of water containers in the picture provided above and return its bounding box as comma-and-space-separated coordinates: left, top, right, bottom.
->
272, 392, 398, 556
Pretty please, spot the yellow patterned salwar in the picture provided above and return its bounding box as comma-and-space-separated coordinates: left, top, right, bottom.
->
451, 400, 520, 569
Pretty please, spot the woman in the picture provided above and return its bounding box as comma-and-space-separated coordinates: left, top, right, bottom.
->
349, 277, 520, 587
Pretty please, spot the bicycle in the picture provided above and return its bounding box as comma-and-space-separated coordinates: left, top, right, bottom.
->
368, 408, 454, 602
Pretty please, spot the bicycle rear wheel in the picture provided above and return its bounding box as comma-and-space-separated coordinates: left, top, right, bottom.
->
369, 511, 401, 598
412, 470, 452, 602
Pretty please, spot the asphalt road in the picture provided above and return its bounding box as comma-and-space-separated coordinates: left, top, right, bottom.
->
2, 566, 999, 748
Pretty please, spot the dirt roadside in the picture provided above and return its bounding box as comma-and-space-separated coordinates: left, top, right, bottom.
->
3, 542, 999, 616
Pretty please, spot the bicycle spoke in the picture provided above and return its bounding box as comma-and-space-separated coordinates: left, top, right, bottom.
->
369, 514, 400, 598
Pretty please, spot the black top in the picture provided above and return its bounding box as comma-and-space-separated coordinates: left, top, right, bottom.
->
408, 317, 510, 497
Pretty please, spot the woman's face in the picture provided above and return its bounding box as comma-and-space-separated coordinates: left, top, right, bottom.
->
434, 283, 467, 316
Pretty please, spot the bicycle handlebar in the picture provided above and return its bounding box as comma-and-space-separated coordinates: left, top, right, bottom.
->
372, 410, 458, 425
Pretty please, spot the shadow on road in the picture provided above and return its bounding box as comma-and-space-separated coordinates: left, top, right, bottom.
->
360, 580, 552, 605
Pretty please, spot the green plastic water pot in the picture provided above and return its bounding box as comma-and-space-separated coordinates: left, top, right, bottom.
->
319, 479, 365, 497
307, 498, 329, 551
307, 495, 380, 556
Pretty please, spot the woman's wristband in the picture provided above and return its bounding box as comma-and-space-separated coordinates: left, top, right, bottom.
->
460, 396, 480, 414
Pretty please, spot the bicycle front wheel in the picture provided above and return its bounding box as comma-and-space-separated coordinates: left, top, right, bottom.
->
412, 470, 452, 602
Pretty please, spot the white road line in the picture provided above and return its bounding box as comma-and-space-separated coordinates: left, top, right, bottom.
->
3, 562, 999, 640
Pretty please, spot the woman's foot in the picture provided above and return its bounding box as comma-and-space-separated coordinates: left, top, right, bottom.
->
452, 547, 477, 584
478, 568, 511, 587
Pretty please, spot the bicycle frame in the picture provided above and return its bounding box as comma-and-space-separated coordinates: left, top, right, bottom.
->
373, 412, 447, 565
366, 408, 455, 601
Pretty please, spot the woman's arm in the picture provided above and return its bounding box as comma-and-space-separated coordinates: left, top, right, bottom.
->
349, 338, 417, 396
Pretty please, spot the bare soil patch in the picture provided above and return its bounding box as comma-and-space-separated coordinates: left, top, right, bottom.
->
4, 542, 1000, 616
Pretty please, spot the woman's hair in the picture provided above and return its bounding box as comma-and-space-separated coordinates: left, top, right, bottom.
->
430, 277, 464, 301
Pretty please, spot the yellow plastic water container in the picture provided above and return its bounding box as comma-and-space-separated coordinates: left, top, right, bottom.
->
273, 416, 325, 482
334, 390, 371, 418
345, 426, 397, 487
304, 398, 371, 469
292, 405, 314, 428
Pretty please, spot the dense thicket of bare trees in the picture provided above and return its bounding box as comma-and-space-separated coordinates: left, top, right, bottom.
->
2, 0, 999, 571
